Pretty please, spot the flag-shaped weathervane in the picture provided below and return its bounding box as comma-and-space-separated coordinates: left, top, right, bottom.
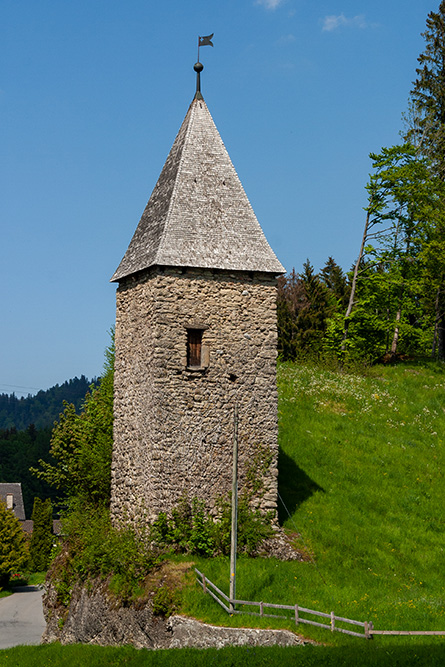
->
197, 33, 214, 62
199, 33, 214, 47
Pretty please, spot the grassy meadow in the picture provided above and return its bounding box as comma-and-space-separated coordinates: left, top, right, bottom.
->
180, 359, 445, 646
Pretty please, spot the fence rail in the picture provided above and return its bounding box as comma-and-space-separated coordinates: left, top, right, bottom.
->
371, 630, 445, 636
195, 568, 445, 640
195, 568, 369, 639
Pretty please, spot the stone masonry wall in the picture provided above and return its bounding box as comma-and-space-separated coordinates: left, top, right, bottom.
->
110, 267, 279, 525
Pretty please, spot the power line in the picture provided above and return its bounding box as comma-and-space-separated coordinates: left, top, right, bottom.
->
0, 383, 42, 393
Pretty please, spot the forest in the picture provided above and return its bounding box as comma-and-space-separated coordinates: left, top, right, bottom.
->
278, 3, 445, 365
0, 375, 96, 431
0, 377, 97, 517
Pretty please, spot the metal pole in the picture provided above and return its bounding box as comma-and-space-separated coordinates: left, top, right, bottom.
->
229, 403, 238, 612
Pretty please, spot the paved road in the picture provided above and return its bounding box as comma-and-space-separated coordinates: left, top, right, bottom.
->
0, 586, 46, 649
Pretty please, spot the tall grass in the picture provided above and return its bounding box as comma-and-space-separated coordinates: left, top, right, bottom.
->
181, 359, 445, 645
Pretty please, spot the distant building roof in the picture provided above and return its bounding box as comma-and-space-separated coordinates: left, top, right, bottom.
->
21, 520, 34, 534
16, 519, 61, 535
111, 94, 284, 282
0, 483, 26, 521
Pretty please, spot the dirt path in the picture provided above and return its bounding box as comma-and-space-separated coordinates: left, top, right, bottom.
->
0, 586, 46, 649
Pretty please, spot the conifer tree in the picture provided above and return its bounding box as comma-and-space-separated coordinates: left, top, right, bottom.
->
408, 1, 445, 178
0, 501, 27, 588
277, 270, 303, 360
298, 260, 332, 353
320, 257, 350, 310
406, 1, 445, 358
29, 498, 53, 571
277, 263, 331, 358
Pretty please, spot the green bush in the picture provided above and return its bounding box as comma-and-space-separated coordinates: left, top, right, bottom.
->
0, 500, 27, 589
9, 572, 28, 587
150, 495, 273, 558
152, 585, 180, 617
51, 503, 160, 607
151, 498, 215, 557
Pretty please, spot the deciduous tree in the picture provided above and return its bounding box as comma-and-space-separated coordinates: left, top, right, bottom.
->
341, 144, 436, 361
31, 338, 114, 507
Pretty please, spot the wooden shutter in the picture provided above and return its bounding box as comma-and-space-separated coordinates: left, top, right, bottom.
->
187, 329, 202, 367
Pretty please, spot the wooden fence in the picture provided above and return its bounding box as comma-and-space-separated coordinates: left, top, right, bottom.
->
195, 568, 445, 640
195, 568, 371, 639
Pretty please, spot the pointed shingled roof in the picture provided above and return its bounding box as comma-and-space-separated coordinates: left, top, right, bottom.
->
111, 95, 284, 282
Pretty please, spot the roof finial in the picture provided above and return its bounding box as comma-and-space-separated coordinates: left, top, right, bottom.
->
194, 61, 204, 100
195, 34, 214, 100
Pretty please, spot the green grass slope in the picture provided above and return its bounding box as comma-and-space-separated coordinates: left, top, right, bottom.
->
183, 360, 445, 645
277, 360, 445, 635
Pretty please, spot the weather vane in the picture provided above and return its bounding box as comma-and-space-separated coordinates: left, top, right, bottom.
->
197, 33, 214, 63
194, 34, 214, 99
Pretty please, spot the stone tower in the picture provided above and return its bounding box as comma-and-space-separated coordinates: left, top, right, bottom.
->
110, 64, 284, 525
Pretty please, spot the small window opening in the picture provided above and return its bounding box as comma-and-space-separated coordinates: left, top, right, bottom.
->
187, 329, 203, 368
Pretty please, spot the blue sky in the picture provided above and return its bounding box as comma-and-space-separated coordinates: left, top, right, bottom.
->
0, 0, 436, 395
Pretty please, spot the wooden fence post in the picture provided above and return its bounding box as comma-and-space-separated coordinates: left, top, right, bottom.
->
202, 573, 207, 594
229, 404, 239, 613
330, 611, 335, 632
294, 605, 299, 625
259, 601, 264, 617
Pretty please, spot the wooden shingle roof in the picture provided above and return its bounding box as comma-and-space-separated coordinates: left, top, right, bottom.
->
111, 95, 284, 282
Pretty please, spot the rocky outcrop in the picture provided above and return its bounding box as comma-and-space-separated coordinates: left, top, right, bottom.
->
42, 579, 311, 649
164, 616, 311, 649
42, 579, 167, 648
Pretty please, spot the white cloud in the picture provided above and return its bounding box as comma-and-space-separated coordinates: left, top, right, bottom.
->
256, 0, 284, 10
322, 13, 368, 32
277, 33, 296, 44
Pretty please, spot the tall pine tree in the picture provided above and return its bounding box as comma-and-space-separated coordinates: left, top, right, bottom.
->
406, 1, 445, 358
